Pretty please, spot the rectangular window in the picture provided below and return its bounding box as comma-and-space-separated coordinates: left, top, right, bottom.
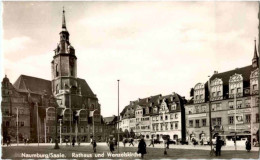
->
228, 116, 234, 124
245, 114, 251, 123
170, 123, 173, 129
189, 120, 193, 127
245, 99, 250, 108
217, 118, 222, 125
175, 123, 178, 129
217, 91, 221, 96
195, 120, 199, 128
216, 103, 222, 110
211, 104, 216, 111
237, 88, 241, 93
160, 124, 163, 130
237, 100, 242, 108
165, 115, 168, 120
170, 114, 173, 119
229, 101, 234, 109
212, 92, 216, 97
202, 119, 206, 126
63, 126, 67, 133
46, 126, 49, 133
201, 106, 206, 112
253, 84, 258, 90
212, 118, 216, 126
160, 116, 163, 121
231, 89, 234, 94
256, 114, 259, 123
21, 122, 24, 127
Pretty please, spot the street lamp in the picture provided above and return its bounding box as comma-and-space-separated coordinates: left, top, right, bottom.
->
59, 119, 62, 145
15, 107, 19, 146
208, 76, 213, 155
92, 109, 97, 140
117, 79, 120, 153
50, 96, 62, 149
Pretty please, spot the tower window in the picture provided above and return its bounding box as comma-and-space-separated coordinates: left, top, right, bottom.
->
56, 64, 59, 77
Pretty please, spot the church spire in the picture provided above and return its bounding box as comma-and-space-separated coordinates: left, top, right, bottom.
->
62, 7, 66, 29
252, 38, 259, 68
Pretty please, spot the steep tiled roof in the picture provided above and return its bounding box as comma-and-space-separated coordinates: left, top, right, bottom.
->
210, 65, 253, 87
77, 78, 96, 98
12, 75, 96, 99
13, 75, 52, 95
103, 115, 117, 124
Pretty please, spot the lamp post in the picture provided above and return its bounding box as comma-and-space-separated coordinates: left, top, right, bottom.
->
208, 76, 213, 155
117, 79, 120, 153
36, 102, 39, 147
16, 107, 19, 146
59, 119, 62, 145
234, 88, 237, 151
92, 109, 97, 140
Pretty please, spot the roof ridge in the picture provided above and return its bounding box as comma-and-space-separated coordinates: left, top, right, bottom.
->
211, 65, 252, 76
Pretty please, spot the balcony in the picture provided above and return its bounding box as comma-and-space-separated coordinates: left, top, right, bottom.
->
252, 90, 259, 95
210, 96, 223, 101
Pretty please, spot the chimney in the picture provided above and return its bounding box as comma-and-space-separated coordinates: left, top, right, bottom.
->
214, 71, 218, 74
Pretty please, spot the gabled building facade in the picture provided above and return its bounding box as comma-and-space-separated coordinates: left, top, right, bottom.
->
185, 40, 259, 144
119, 93, 186, 142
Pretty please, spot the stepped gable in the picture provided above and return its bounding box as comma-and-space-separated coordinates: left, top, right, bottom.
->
77, 78, 96, 98
13, 75, 52, 95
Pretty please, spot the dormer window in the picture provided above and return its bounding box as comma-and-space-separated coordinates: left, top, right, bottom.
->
194, 83, 205, 103
171, 103, 177, 110
210, 78, 223, 100
250, 68, 259, 94
229, 74, 243, 97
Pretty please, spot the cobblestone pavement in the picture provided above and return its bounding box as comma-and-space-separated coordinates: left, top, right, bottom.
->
1, 143, 259, 159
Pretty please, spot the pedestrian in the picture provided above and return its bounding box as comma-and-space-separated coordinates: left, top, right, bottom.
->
166, 137, 170, 149
149, 137, 154, 147
109, 138, 115, 153
129, 138, 134, 146
24, 138, 27, 145
245, 139, 251, 152
215, 136, 223, 156
113, 138, 117, 149
93, 139, 97, 153
137, 136, 147, 159
123, 138, 126, 147
78, 138, 81, 146
72, 137, 76, 147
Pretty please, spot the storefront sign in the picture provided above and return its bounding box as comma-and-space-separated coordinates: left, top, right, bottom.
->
188, 113, 207, 118
227, 108, 251, 114
228, 125, 250, 130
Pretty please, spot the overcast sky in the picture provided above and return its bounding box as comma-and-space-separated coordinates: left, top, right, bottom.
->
1, 1, 259, 117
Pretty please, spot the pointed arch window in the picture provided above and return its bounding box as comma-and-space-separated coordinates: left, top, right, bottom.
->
56, 64, 59, 77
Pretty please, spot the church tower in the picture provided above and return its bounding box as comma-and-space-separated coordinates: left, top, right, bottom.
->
252, 39, 259, 68
51, 9, 78, 96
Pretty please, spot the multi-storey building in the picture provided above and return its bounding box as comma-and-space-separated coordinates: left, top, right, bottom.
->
119, 93, 186, 142
185, 40, 259, 144
1, 9, 104, 143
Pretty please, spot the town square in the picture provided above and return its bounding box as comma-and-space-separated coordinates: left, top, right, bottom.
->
1, 1, 260, 159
